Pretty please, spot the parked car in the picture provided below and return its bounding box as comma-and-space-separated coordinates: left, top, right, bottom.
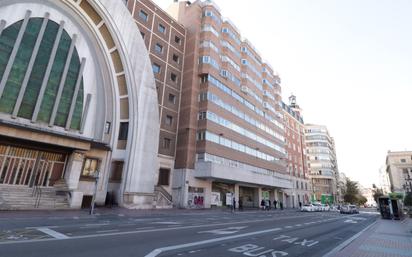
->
313, 203, 322, 211
349, 205, 359, 214
340, 205, 359, 214
340, 205, 350, 214
321, 204, 330, 211
301, 204, 315, 212
330, 205, 340, 211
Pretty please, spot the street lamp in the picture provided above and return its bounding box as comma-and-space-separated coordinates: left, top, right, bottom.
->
90, 170, 100, 215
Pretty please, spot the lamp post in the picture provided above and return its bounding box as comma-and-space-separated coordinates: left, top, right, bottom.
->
90, 170, 100, 215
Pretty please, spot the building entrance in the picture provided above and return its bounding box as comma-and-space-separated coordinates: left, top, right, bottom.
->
0, 144, 67, 187
211, 182, 234, 207
239, 186, 258, 208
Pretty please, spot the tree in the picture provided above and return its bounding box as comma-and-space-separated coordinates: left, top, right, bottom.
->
344, 178, 360, 204
372, 188, 384, 204
357, 195, 367, 205
404, 192, 412, 207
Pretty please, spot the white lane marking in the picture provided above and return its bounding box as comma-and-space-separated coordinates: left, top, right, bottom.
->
36, 227, 69, 239
136, 227, 155, 230
0, 213, 323, 245
295, 224, 302, 227
228, 244, 288, 256
152, 222, 180, 225
144, 227, 282, 257
284, 226, 293, 228
25, 226, 59, 229
84, 223, 111, 227
0, 218, 277, 245
96, 229, 119, 233
351, 217, 366, 221
198, 226, 247, 235
323, 220, 377, 257
273, 235, 319, 247
344, 220, 357, 224
118, 223, 136, 227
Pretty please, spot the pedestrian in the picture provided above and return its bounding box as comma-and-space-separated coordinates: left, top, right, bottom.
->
268, 200, 272, 211
238, 198, 243, 211
299, 201, 302, 209
261, 199, 265, 210
280, 201, 283, 210
232, 197, 236, 213
273, 199, 277, 210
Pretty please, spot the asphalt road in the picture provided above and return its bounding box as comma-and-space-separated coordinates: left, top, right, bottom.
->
0, 209, 379, 257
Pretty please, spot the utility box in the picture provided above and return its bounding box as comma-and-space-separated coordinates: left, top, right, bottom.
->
391, 199, 403, 220
378, 197, 391, 219
378, 195, 404, 220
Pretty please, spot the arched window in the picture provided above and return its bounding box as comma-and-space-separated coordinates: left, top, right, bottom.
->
0, 16, 84, 130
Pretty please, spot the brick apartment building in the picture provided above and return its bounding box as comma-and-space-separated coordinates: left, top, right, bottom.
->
126, 0, 186, 205
282, 95, 311, 207
164, 0, 292, 208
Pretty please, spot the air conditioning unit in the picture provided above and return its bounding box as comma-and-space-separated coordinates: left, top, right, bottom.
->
263, 102, 269, 109
263, 90, 269, 97
241, 86, 249, 94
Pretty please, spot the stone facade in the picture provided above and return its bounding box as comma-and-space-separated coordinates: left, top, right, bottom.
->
0, 0, 159, 210
305, 124, 339, 204
386, 151, 412, 195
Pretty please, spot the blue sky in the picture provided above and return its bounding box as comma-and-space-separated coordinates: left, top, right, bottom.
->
153, 0, 412, 187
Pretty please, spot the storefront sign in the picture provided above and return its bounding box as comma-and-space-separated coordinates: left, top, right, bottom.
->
262, 191, 269, 200
211, 192, 221, 206
226, 193, 233, 205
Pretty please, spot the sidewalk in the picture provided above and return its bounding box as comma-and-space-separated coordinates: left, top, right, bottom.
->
329, 217, 412, 257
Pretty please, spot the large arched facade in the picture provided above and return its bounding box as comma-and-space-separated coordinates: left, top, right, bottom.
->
0, 0, 159, 209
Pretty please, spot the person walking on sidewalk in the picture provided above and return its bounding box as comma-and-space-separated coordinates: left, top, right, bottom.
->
261, 199, 265, 210
280, 201, 283, 210
299, 201, 302, 209
273, 199, 277, 210
238, 198, 243, 211
232, 197, 236, 213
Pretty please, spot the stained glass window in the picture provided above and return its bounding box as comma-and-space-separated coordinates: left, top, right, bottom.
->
0, 17, 84, 131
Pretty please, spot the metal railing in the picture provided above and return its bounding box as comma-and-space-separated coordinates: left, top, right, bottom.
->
32, 185, 42, 208
155, 186, 172, 204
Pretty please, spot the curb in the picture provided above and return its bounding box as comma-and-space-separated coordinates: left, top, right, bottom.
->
322, 220, 378, 257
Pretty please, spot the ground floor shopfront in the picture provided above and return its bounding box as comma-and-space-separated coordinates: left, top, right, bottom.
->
171, 160, 293, 209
